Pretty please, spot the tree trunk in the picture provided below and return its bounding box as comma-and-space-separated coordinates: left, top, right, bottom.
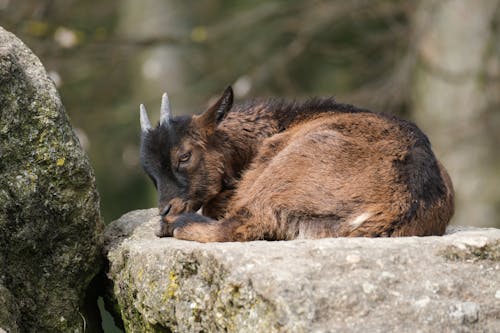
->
117, 0, 192, 205
412, 0, 500, 227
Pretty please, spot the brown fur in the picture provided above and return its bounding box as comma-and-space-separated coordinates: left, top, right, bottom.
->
140, 87, 454, 242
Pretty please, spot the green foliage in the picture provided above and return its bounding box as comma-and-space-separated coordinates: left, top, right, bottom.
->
1, 0, 498, 227
0, 1, 411, 223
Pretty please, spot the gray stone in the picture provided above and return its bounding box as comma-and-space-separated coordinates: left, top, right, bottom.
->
0, 284, 20, 333
0, 26, 103, 332
104, 209, 500, 333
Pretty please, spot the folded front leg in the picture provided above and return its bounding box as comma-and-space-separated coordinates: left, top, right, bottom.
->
169, 213, 230, 242
170, 208, 268, 242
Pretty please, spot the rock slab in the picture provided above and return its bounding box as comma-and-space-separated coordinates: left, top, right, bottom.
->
105, 209, 500, 333
0, 26, 103, 332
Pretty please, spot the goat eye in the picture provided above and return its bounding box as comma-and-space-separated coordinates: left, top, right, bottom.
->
179, 152, 191, 163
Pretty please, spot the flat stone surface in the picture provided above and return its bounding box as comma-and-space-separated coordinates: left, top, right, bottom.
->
0, 26, 103, 332
105, 209, 500, 333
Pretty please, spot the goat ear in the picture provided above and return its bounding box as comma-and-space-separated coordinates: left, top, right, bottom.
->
196, 86, 233, 131
214, 86, 234, 123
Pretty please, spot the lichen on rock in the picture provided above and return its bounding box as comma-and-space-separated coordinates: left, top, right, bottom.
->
0, 284, 20, 333
0, 26, 103, 332
105, 210, 279, 333
104, 209, 500, 333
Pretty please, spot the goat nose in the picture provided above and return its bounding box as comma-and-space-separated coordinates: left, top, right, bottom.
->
160, 204, 172, 218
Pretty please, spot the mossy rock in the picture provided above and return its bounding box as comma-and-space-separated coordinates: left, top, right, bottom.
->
0, 26, 104, 332
0, 284, 20, 333
104, 209, 500, 332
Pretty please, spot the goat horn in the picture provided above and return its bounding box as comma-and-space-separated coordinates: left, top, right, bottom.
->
159, 92, 172, 126
140, 104, 152, 132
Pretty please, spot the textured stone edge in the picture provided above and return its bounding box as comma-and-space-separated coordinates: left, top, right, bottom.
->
103, 210, 500, 332
108, 243, 280, 332
0, 26, 104, 332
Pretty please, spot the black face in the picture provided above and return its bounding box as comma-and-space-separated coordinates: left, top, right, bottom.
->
140, 86, 234, 217
141, 116, 202, 213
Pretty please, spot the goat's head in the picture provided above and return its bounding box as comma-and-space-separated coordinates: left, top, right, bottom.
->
139, 87, 233, 220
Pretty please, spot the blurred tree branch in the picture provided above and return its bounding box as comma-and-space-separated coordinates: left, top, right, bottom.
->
2, 0, 498, 227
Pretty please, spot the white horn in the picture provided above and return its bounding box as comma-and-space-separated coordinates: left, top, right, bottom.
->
159, 92, 172, 126
140, 104, 152, 132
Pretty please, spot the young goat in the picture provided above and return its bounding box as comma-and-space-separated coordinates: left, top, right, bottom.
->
140, 87, 454, 242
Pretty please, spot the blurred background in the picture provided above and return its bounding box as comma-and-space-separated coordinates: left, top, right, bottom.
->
1, 0, 499, 228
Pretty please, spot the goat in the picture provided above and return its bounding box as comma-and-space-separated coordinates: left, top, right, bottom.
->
139, 87, 454, 242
